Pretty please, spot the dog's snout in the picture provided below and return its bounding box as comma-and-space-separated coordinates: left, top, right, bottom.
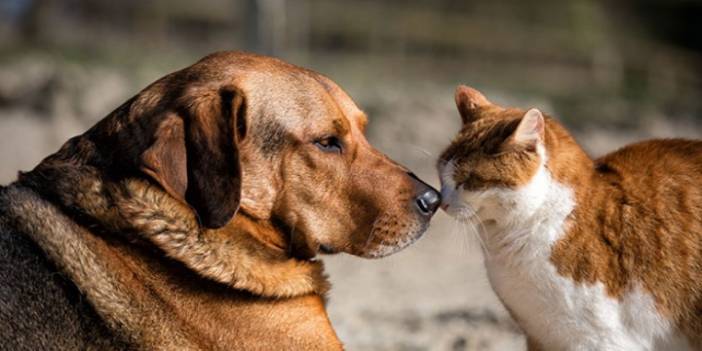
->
408, 172, 441, 216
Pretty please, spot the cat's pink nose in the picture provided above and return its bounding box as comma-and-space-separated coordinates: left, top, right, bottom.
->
441, 203, 449, 211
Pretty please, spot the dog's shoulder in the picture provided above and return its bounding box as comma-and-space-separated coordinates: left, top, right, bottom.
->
0, 187, 130, 350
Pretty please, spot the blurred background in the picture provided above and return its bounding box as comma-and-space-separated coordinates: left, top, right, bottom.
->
1, 1, 701, 350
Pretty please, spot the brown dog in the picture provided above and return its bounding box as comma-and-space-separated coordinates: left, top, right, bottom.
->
0, 52, 440, 350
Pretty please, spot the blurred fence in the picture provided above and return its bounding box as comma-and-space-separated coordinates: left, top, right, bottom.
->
1, 0, 701, 128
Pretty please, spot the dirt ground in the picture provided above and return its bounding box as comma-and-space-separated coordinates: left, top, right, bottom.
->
1, 56, 701, 351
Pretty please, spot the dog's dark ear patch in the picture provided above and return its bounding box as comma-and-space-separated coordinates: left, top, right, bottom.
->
182, 88, 245, 228
254, 119, 287, 156
136, 87, 246, 229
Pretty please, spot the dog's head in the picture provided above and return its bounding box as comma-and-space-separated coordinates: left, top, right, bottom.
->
96, 52, 439, 259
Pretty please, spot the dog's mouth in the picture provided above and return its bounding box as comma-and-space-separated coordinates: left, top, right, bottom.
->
349, 214, 431, 259
278, 209, 433, 260
363, 227, 427, 258
311, 215, 432, 259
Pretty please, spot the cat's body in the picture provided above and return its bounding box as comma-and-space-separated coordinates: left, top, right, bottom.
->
439, 86, 702, 350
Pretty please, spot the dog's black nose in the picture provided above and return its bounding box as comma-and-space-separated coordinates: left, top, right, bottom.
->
408, 172, 441, 216
416, 189, 441, 215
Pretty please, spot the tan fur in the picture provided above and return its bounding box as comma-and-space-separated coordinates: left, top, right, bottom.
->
1, 186, 199, 349
441, 85, 702, 349
5, 51, 437, 349
1, 185, 340, 350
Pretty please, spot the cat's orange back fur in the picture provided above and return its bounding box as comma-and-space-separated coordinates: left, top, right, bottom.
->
551, 139, 702, 345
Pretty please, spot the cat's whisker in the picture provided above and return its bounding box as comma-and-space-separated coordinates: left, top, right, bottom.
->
410, 146, 433, 158
471, 223, 490, 258
459, 221, 475, 248
449, 212, 460, 237
453, 205, 475, 222
456, 207, 491, 258
448, 214, 463, 253
456, 217, 474, 256
471, 214, 491, 259
457, 221, 472, 254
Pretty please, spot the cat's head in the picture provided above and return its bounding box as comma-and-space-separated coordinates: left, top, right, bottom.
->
438, 85, 551, 223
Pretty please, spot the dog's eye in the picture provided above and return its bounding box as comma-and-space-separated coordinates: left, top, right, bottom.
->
314, 136, 343, 154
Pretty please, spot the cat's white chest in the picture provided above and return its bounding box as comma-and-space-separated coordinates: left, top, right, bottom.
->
485, 249, 683, 351
476, 171, 689, 351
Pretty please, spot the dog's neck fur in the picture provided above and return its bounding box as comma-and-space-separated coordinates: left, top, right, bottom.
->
18, 143, 329, 298
2, 183, 342, 349
1, 184, 201, 348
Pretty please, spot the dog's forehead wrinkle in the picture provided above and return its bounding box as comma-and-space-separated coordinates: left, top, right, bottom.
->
239, 68, 358, 142
253, 118, 289, 156
306, 72, 364, 125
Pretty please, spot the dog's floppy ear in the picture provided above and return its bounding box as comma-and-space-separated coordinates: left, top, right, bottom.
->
140, 87, 246, 229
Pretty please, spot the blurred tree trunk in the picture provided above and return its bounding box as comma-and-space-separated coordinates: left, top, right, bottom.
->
244, 0, 287, 56
244, 0, 261, 52
20, 0, 47, 44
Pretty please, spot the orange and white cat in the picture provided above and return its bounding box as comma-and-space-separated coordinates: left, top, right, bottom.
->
438, 85, 702, 351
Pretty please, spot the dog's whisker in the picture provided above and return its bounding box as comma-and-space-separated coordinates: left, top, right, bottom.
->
363, 216, 382, 251
369, 237, 388, 258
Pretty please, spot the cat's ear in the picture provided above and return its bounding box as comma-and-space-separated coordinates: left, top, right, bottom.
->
455, 85, 491, 124
511, 108, 545, 150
